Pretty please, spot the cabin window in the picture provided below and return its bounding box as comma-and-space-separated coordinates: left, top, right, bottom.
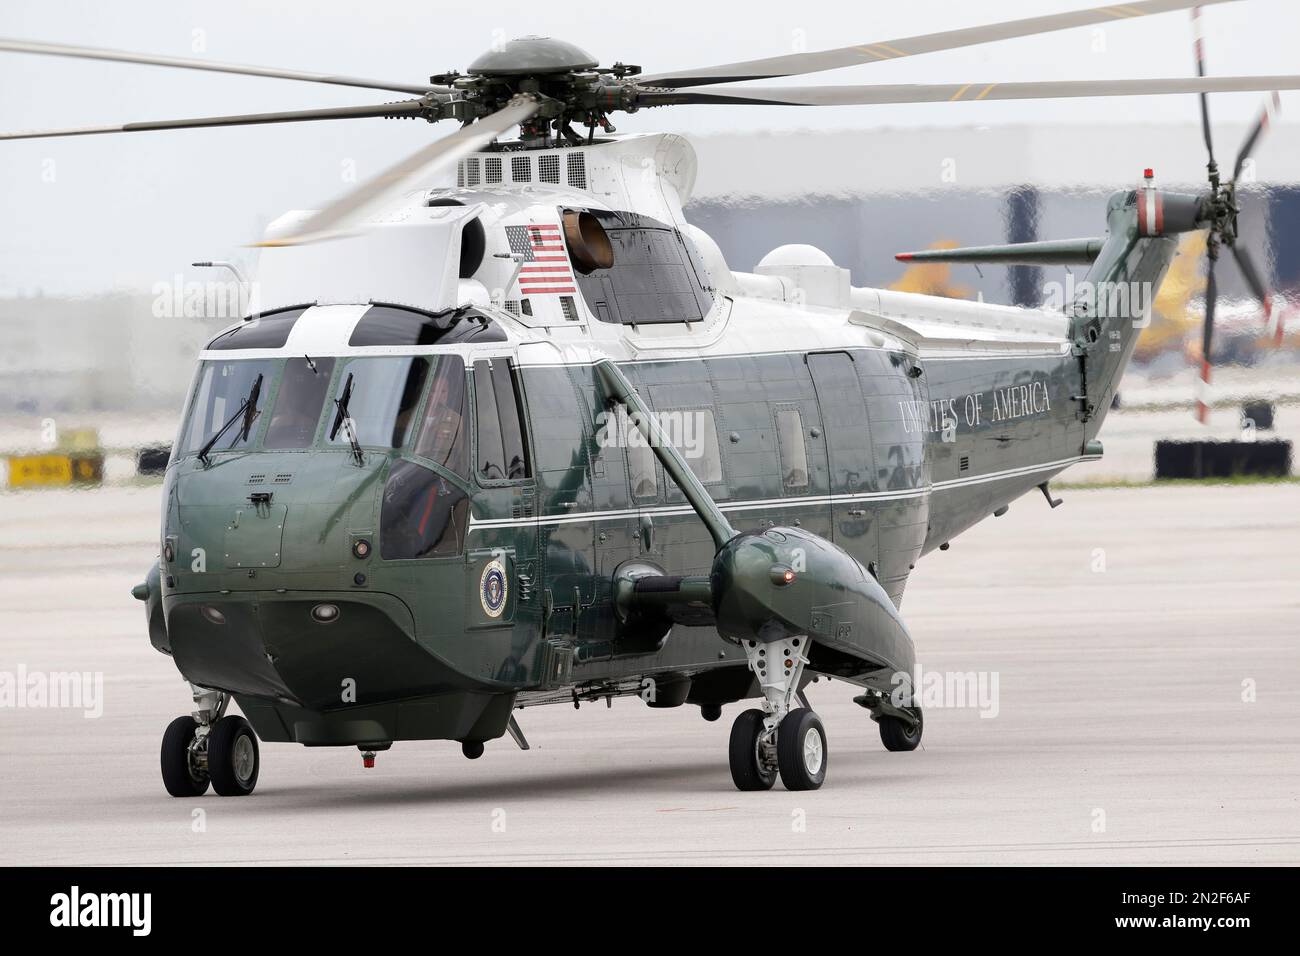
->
412, 356, 469, 479
380, 460, 469, 560
263, 357, 335, 450
775, 408, 810, 490
327, 356, 429, 449
681, 408, 723, 484
620, 406, 658, 500
473, 359, 530, 481
179, 358, 277, 455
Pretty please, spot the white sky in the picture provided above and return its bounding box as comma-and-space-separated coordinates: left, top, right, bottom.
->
1, 0, 1297, 293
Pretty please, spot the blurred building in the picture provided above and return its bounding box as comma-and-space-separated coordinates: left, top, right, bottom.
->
1, 122, 1296, 417
686, 123, 1300, 305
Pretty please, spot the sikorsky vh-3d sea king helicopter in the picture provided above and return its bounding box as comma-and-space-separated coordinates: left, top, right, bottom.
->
3, 0, 1294, 795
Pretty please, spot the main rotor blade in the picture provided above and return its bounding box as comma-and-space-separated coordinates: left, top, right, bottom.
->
1191, 6, 1216, 167
0, 37, 443, 95
636, 75, 1300, 108
0, 99, 429, 141
639, 0, 1235, 88
1197, 259, 1217, 423
1233, 90, 1281, 180
256, 96, 539, 247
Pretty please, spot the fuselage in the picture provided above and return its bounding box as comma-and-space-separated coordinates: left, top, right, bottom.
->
142, 133, 1177, 746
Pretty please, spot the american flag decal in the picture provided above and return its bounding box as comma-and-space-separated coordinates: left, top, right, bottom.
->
505, 223, 575, 294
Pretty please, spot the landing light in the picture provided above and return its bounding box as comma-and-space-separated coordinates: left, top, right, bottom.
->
770, 566, 797, 586
200, 605, 226, 625
311, 603, 341, 624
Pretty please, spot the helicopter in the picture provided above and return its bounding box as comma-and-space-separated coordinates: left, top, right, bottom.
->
2, 0, 1295, 795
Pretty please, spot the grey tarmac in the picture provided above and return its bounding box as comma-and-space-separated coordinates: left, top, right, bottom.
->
0, 482, 1296, 865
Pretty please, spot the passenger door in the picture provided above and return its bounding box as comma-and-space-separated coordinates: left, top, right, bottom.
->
806, 351, 879, 565
468, 357, 540, 671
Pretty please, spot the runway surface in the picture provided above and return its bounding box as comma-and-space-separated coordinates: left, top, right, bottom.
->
1, 483, 1297, 865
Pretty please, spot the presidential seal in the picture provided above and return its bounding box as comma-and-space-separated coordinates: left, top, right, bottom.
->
479, 557, 508, 618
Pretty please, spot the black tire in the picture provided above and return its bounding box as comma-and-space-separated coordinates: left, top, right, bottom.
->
161, 716, 209, 797
462, 740, 485, 760
879, 709, 923, 752
728, 708, 776, 791
699, 703, 722, 722
777, 708, 828, 791
208, 715, 260, 796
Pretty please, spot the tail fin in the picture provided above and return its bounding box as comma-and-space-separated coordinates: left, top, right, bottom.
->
1068, 186, 1208, 435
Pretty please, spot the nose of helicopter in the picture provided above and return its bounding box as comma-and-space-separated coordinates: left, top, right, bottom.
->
163, 588, 469, 710
164, 451, 384, 585
157, 451, 476, 707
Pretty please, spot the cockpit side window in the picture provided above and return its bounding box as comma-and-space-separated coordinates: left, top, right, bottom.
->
380, 460, 469, 560
412, 356, 469, 478
473, 359, 531, 482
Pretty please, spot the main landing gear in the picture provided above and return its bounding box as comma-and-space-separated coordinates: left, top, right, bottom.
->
728, 636, 828, 791
160, 685, 260, 797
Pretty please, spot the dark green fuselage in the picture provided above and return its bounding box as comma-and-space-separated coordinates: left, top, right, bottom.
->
142, 190, 1179, 748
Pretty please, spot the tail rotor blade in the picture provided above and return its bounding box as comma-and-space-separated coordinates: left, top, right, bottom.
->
1197, 260, 1217, 424
1230, 243, 1281, 342
1233, 91, 1282, 181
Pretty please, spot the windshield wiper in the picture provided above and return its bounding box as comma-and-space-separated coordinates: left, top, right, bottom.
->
197, 373, 263, 466
330, 371, 364, 466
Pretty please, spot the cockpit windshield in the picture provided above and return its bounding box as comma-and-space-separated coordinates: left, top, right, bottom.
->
180, 359, 276, 455
326, 356, 430, 450
264, 357, 335, 449
175, 353, 472, 469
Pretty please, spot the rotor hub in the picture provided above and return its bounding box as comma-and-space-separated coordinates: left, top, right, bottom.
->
465, 37, 599, 77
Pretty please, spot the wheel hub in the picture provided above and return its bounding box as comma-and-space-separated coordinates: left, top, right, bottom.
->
232, 735, 256, 785
802, 727, 824, 775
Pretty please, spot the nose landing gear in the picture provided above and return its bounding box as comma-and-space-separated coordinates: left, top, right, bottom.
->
160, 715, 209, 797
160, 685, 260, 797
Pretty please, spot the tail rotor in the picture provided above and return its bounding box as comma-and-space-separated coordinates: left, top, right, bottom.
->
1190, 7, 1283, 422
